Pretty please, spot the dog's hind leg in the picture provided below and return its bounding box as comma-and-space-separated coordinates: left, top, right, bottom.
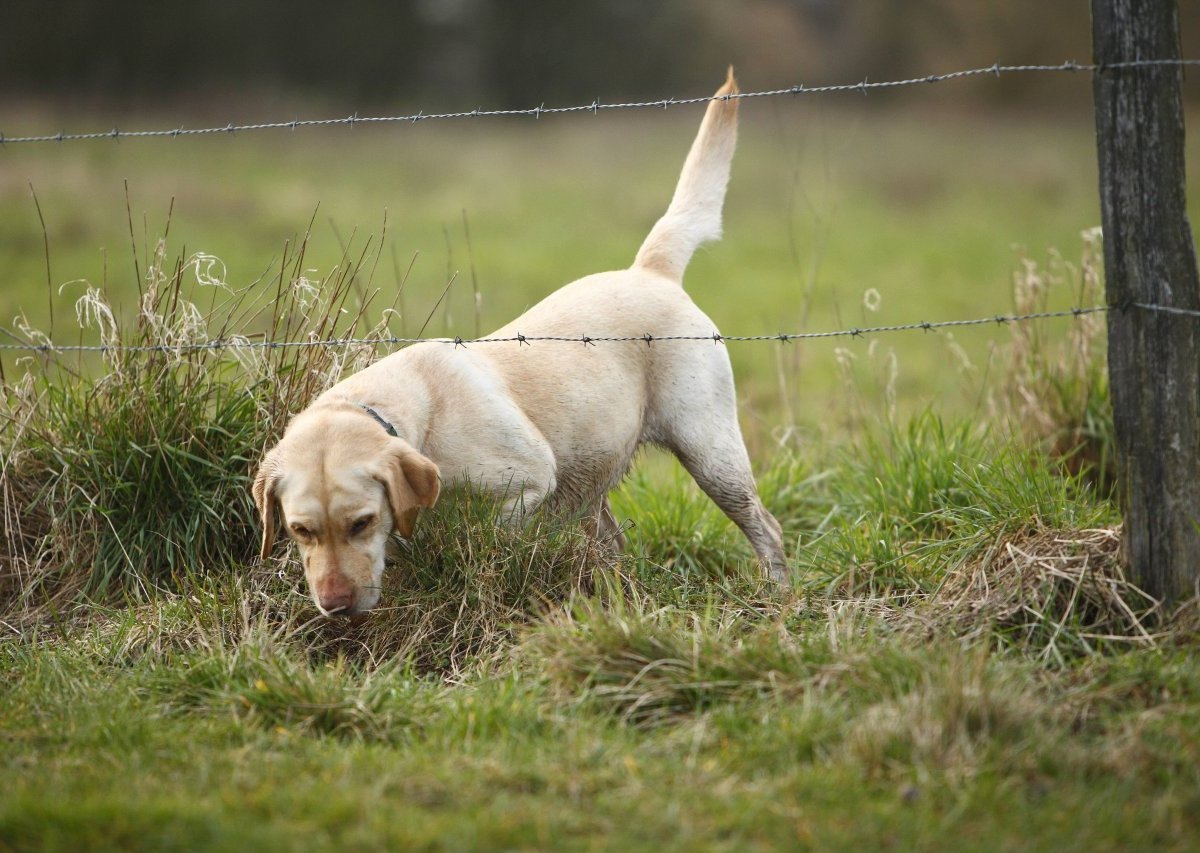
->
653, 357, 788, 583
675, 443, 787, 583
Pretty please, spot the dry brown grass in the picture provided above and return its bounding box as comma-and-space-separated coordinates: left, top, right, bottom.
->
994, 227, 1114, 488
935, 525, 1163, 661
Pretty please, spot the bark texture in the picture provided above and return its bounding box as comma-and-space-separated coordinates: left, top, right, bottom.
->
1093, 0, 1200, 603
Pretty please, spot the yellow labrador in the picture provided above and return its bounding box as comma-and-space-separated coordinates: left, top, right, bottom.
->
254, 69, 786, 615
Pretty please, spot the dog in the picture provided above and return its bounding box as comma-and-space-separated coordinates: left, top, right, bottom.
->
253, 69, 787, 615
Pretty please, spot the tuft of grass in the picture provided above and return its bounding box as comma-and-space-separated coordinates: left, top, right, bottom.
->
297, 488, 609, 675
152, 630, 430, 742
994, 228, 1114, 491
5, 354, 261, 600
0, 218, 399, 614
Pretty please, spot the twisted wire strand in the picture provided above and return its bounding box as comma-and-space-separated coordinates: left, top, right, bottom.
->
0, 305, 1114, 354
3, 59, 1196, 145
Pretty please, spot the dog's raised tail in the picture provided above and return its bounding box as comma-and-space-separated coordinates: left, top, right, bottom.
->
632, 67, 739, 283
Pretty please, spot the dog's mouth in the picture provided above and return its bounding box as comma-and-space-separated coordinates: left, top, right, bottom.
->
317, 603, 374, 620
314, 587, 383, 618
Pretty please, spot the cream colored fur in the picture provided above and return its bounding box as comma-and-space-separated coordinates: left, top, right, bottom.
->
253, 69, 787, 615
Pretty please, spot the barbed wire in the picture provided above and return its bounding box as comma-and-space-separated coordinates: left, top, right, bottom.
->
3, 302, 1195, 356
0, 305, 1117, 354
3, 58, 1197, 146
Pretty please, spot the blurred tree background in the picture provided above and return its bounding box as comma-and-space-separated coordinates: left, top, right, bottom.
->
3, 0, 1197, 110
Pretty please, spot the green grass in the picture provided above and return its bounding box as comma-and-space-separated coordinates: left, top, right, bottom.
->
3, 516, 1198, 848
2, 102, 1200, 848
5, 403, 1195, 848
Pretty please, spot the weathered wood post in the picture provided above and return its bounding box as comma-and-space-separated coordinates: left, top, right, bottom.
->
1092, 0, 1200, 604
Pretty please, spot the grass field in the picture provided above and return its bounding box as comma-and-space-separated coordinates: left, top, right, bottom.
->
3, 93, 1200, 849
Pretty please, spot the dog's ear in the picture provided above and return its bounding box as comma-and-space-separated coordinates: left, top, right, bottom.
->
376, 442, 441, 539
252, 450, 283, 560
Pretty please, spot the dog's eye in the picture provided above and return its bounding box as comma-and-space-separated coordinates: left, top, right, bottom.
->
290, 524, 312, 540
349, 516, 374, 536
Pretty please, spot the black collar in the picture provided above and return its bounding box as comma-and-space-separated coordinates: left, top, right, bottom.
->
357, 403, 398, 437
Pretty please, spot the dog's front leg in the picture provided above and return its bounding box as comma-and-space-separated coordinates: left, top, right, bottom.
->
453, 440, 557, 527
581, 497, 627, 552
498, 476, 555, 524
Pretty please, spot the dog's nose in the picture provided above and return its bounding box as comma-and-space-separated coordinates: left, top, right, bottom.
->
315, 576, 357, 616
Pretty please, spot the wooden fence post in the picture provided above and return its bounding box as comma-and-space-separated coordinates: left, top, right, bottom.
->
1092, 0, 1200, 605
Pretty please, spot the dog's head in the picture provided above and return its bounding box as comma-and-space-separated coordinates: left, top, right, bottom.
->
252, 406, 440, 615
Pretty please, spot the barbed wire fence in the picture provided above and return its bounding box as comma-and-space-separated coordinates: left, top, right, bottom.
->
0, 56, 1196, 359
6, 303, 1200, 356
0, 305, 1184, 355
3, 59, 1197, 145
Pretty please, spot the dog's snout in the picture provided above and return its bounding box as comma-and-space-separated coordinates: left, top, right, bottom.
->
315, 575, 357, 616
